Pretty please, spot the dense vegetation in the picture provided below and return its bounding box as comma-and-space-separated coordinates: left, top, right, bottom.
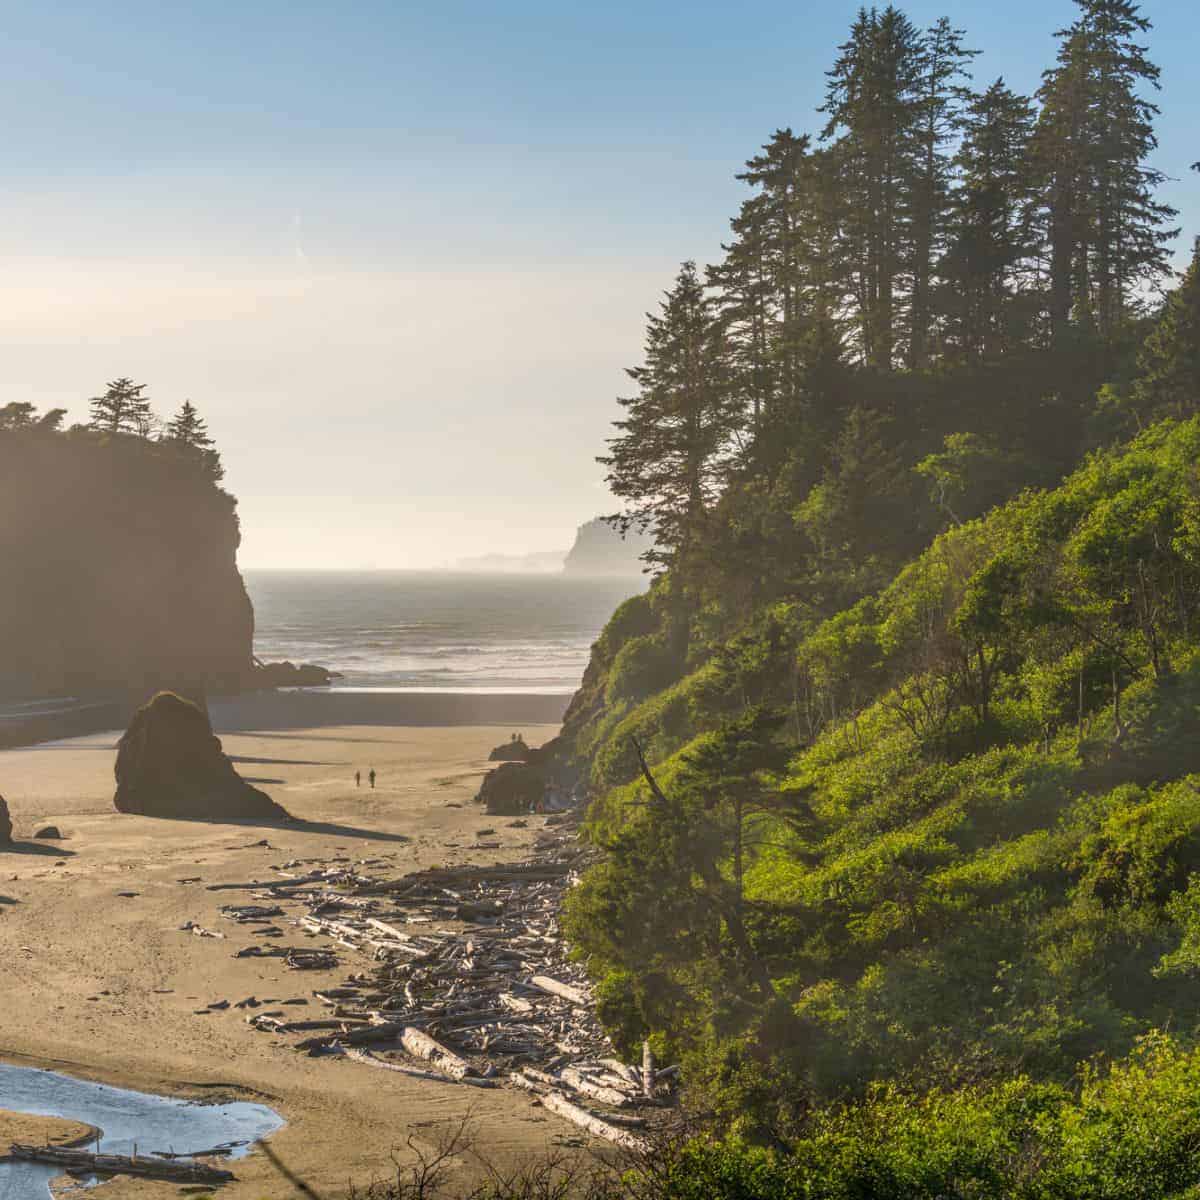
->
0, 385, 251, 698
553, 0, 1200, 1188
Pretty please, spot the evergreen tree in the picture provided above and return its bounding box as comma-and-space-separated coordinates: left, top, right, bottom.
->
821, 6, 924, 369
88, 377, 153, 437
907, 17, 977, 368
941, 79, 1038, 361
1132, 241, 1200, 420
600, 263, 737, 569
165, 400, 224, 481
165, 400, 214, 449
1031, 0, 1177, 339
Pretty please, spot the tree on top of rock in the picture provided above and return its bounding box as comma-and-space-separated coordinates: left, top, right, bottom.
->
165, 400, 224, 481
88, 377, 153, 437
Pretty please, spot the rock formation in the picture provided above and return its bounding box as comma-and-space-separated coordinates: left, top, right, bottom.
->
562, 517, 652, 577
488, 734, 531, 762
250, 660, 339, 689
0, 427, 253, 699
114, 691, 289, 821
0, 796, 11, 846
476, 762, 545, 816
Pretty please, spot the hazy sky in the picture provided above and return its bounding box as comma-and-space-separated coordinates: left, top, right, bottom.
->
2, 0, 1197, 568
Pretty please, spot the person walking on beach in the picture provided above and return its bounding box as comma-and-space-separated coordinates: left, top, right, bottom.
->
355, 770, 361, 788
369, 768, 376, 789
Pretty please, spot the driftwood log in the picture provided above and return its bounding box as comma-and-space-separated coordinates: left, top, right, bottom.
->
9, 1143, 234, 1184
539, 1092, 651, 1154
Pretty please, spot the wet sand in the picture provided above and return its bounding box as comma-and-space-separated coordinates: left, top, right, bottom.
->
0, 710, 566, 1197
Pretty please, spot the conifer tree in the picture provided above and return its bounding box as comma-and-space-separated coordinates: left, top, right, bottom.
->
907, 17, 976, 368
821, 6, 924, 369
165, 399, 224, 481
1132, 241, 1200, 419
941, 79, 1038, 360
600, 263, 736, 569
88, 377, 153, 437
165, 400, 214, 450
1031, 0, 1177, 339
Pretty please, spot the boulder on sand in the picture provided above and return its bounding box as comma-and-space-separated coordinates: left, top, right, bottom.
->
34, 825, 63, 839
114, 691, 289, 821
0, 796, 11, 846
475, 762, 544, 816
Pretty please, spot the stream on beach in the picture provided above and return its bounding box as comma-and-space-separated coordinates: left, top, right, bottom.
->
0, 1064, 283, 1198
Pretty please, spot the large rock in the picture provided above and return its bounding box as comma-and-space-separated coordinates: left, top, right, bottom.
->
114, 691, 289, 821
0, 795, 11, 845
488, 735, 530, 762
476, 762, 545, 816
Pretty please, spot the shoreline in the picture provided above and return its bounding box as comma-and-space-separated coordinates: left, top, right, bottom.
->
0, 688, 571, 751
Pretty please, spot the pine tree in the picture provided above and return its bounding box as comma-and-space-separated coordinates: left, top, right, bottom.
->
941, 79, 1038, 361
907, 17, 977, 368
709, 132, 848, 477
821, 6, 924, 369
599, 263, 737, 569
88, 377, 153, 437
165, 400, 214, 449
1132, 241, 1200, 420
1031, 0, 1177, 339
165, 399, 224, 481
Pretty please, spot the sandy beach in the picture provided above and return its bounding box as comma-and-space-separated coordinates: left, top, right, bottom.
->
0, 700, 567, 1198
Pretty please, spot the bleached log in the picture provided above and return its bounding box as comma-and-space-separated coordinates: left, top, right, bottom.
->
540, 1091, 650, 1154
400, 1026, 475, 1079
559, 1067, 632, 1108
642, 1040, 655, 1098
529, 975, 588, 1006
342, 1046, 497, 1087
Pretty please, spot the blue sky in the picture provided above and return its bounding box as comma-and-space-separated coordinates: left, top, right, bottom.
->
2, 0, 1197, 566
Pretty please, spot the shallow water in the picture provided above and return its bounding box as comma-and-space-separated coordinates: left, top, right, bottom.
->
0, 1064, 283, 1198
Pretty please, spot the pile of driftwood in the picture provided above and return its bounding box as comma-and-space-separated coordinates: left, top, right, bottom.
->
194, 816, 676, 1150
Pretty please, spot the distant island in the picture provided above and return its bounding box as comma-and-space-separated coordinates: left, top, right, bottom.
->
454, 517, 651, 577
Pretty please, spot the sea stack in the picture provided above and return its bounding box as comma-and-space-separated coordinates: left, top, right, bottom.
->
114, 691, 289, 821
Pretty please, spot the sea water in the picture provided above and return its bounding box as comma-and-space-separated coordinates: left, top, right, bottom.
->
245, 570, 643, 693
0, 1064, 283, 1199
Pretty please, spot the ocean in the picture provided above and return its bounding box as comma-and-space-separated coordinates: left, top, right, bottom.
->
243, 570, 644, 694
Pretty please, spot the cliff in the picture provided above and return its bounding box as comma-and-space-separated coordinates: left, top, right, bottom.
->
0, 418, 253, 701
561, 517, 650, 577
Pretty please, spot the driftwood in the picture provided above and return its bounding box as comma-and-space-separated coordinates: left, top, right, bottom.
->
559, 1066, 632, 1108
400, 1026, 475, 1080
341, 1046, 497, 1087
9, 1143, 234, 1184
539, 1092, 651, 1154
529, 975, 588, 1006
185, 819, 678, 1141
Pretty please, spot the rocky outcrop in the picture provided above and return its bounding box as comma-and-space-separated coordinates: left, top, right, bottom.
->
476, 762, 546, 815
0, 427, 253, 700
250, 661, 339, 689
114, 691, 289, 821
0, 796, 11, 846
488, 735, 531, 762
562, 517, 652, 577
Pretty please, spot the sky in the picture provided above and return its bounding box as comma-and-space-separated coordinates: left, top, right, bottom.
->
1, 0, 1197, 569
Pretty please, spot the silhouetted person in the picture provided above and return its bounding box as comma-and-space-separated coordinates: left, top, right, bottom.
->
369, 768, 376, 789
355, 770, 361, 788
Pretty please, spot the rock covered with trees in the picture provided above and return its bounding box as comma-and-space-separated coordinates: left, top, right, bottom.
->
0, 382, 251, 700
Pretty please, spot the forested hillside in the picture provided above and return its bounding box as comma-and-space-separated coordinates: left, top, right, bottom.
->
0, 384, 252, 701
555, 0, 1200, 1192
